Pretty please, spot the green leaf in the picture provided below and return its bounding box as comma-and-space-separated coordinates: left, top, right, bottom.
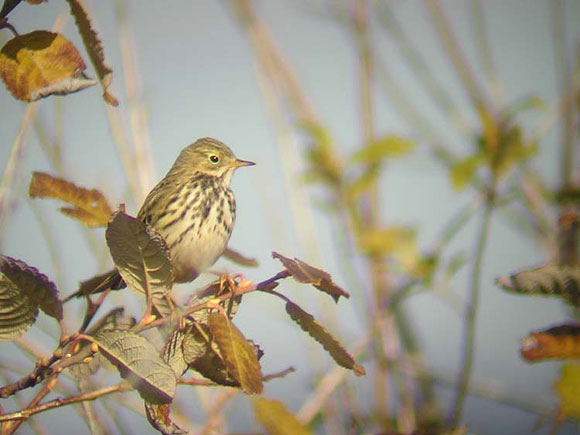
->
285, 302, 365, 376
252, 397, 311, 435
496, 265, 580, 307
106, 211, 174, 311
350, 134, 415, 164
208, 313, 263, 394
272, 252, 350, 302
96, 330, 177, 403
449, 153, 485, 190
0, 273, 38, 341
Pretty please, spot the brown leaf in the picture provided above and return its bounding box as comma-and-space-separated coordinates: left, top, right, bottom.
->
252, 397, 311, 435
272, 252, 350, 302
66, 0, 118, 106
286, 301, 365, 376
208, 312, 263, 394
29, 172, 112, 227
0, 30, 95, 101
521, 323, 580, 362
145, 402, 186, 435
223, 247, 258, 267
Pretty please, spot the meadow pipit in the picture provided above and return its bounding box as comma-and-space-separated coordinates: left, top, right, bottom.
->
74, 137, 254, 297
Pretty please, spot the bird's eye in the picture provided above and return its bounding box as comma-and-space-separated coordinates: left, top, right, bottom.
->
209, 155, 219, 164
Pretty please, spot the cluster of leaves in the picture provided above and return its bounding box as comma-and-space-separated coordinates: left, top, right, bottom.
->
0, 173, 364, 434
0, 0, 117, 105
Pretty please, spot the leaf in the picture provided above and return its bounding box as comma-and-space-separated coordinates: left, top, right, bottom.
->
285, 302, 365, 376
145, 402, 186, 435
344, 165, 380, 202
188, 279, 242, 324
299, 121, 342, 186
555, 363, 580, 421
0, 31, 95, 101
0, 255, 61, 320
520, 323, 580, 362
106, 211, 174, 303
66, 0, 118, 106
163, 326, 190, 378
272, 252, 350, 302
0, 272, 38, 341
449, 153, 485, 190
29, 172, 113, 227
496, 265, 580, 307
357, 226, 418, 271
0, 0, 22, 19
208, 312, 263, 394
350, 134, 415, 164
223, 247, 258, 267
252, 397, 311, 435
95, 330, 176, 403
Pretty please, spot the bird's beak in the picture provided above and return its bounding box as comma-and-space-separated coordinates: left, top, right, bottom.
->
231, 159, 255, 168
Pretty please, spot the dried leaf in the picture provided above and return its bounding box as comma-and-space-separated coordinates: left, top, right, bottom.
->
252, 397, 311, 435
223, 247, 258, 267
208, 312, 263, 394
285, 302, 365, 376
106, 211, 174, 305
96, 330, 176, 403
0, 31, 95, 101
350, 134, 415, 163
555, 363, 580, 421
0, 255, 61, 320
145, 402, 186, 435
29, 172, 112, 227
521, 324, 580, 362
66, 0, 118, 106
272, 252, 350, 302
496, 265, 580, 307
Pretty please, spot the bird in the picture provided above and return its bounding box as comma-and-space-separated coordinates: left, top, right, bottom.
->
71, 137, 254, 299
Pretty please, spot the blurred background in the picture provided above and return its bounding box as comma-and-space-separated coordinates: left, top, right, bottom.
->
0, 0, 579, 433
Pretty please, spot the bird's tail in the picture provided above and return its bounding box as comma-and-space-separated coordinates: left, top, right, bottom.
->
64, 269, 126, 302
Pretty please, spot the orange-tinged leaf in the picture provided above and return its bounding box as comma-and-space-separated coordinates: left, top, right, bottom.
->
285, 301, 365, 376
272, 252, 350, 302
145, 402, 186, 435
0, 31, 96, 102
555, 363, 580, 421
29, 172, 112, 227
66, 0, 118, 106
520, 324, 580, 362
208, 312, 263, 394
252, 397, 311, 435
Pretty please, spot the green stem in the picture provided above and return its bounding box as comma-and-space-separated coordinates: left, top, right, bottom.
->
448, 184, 495, 427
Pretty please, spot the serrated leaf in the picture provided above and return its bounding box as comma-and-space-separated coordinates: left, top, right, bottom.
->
145, 402, 186, 435
29, 172, 112, 227
96, 330, 176, 403
520, 323, 580, 362
0, 255, 61, 321
66, 0, 118, 106
0, 31, 95, 101
208, 312, 263, 394
163, 326, 190, 378
0, 273, 38, 341
106, 211, 174, 303
272, 252, 350, 302
350, 134, 415, 164
252, 397, 311, 435
223, 247, 258, 267
449, 153, 485, 191
285, 302, 365, 376
496, 265, 580, 307
555, 363, 580, 421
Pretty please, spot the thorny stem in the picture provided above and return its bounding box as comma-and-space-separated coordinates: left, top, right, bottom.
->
448, 182, 496, 427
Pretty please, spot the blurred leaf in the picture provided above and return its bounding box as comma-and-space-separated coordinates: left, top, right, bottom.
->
223, 247, 258, 267
145, 402, 186, 435
0, 255, 61, 321
29, 172, 113, 227
357, 226, 418, 270
445, 252, 468, 280
496, 125, 537, 175
555, 363, 580, 421
350, 134, 415, 164
208, 312, 263, 394
449, 153, 485, 191
344, 165, 380, 202
0, 30, 95, 101
520, 324, 580, 362
285, 301, 365, 376
106, 211, 174, 309
299, 121, 342, 186
503, 95, 547, 123
478, 105, 500, 156
96, 330, 176, 403
496, 265, 580, 307
252, 397, 311, 435
272, 252, 350, 302
66, 0, 118, 106
0, 0, 22, 18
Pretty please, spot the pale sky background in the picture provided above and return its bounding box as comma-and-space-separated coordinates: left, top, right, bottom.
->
0, 1, 579, 434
